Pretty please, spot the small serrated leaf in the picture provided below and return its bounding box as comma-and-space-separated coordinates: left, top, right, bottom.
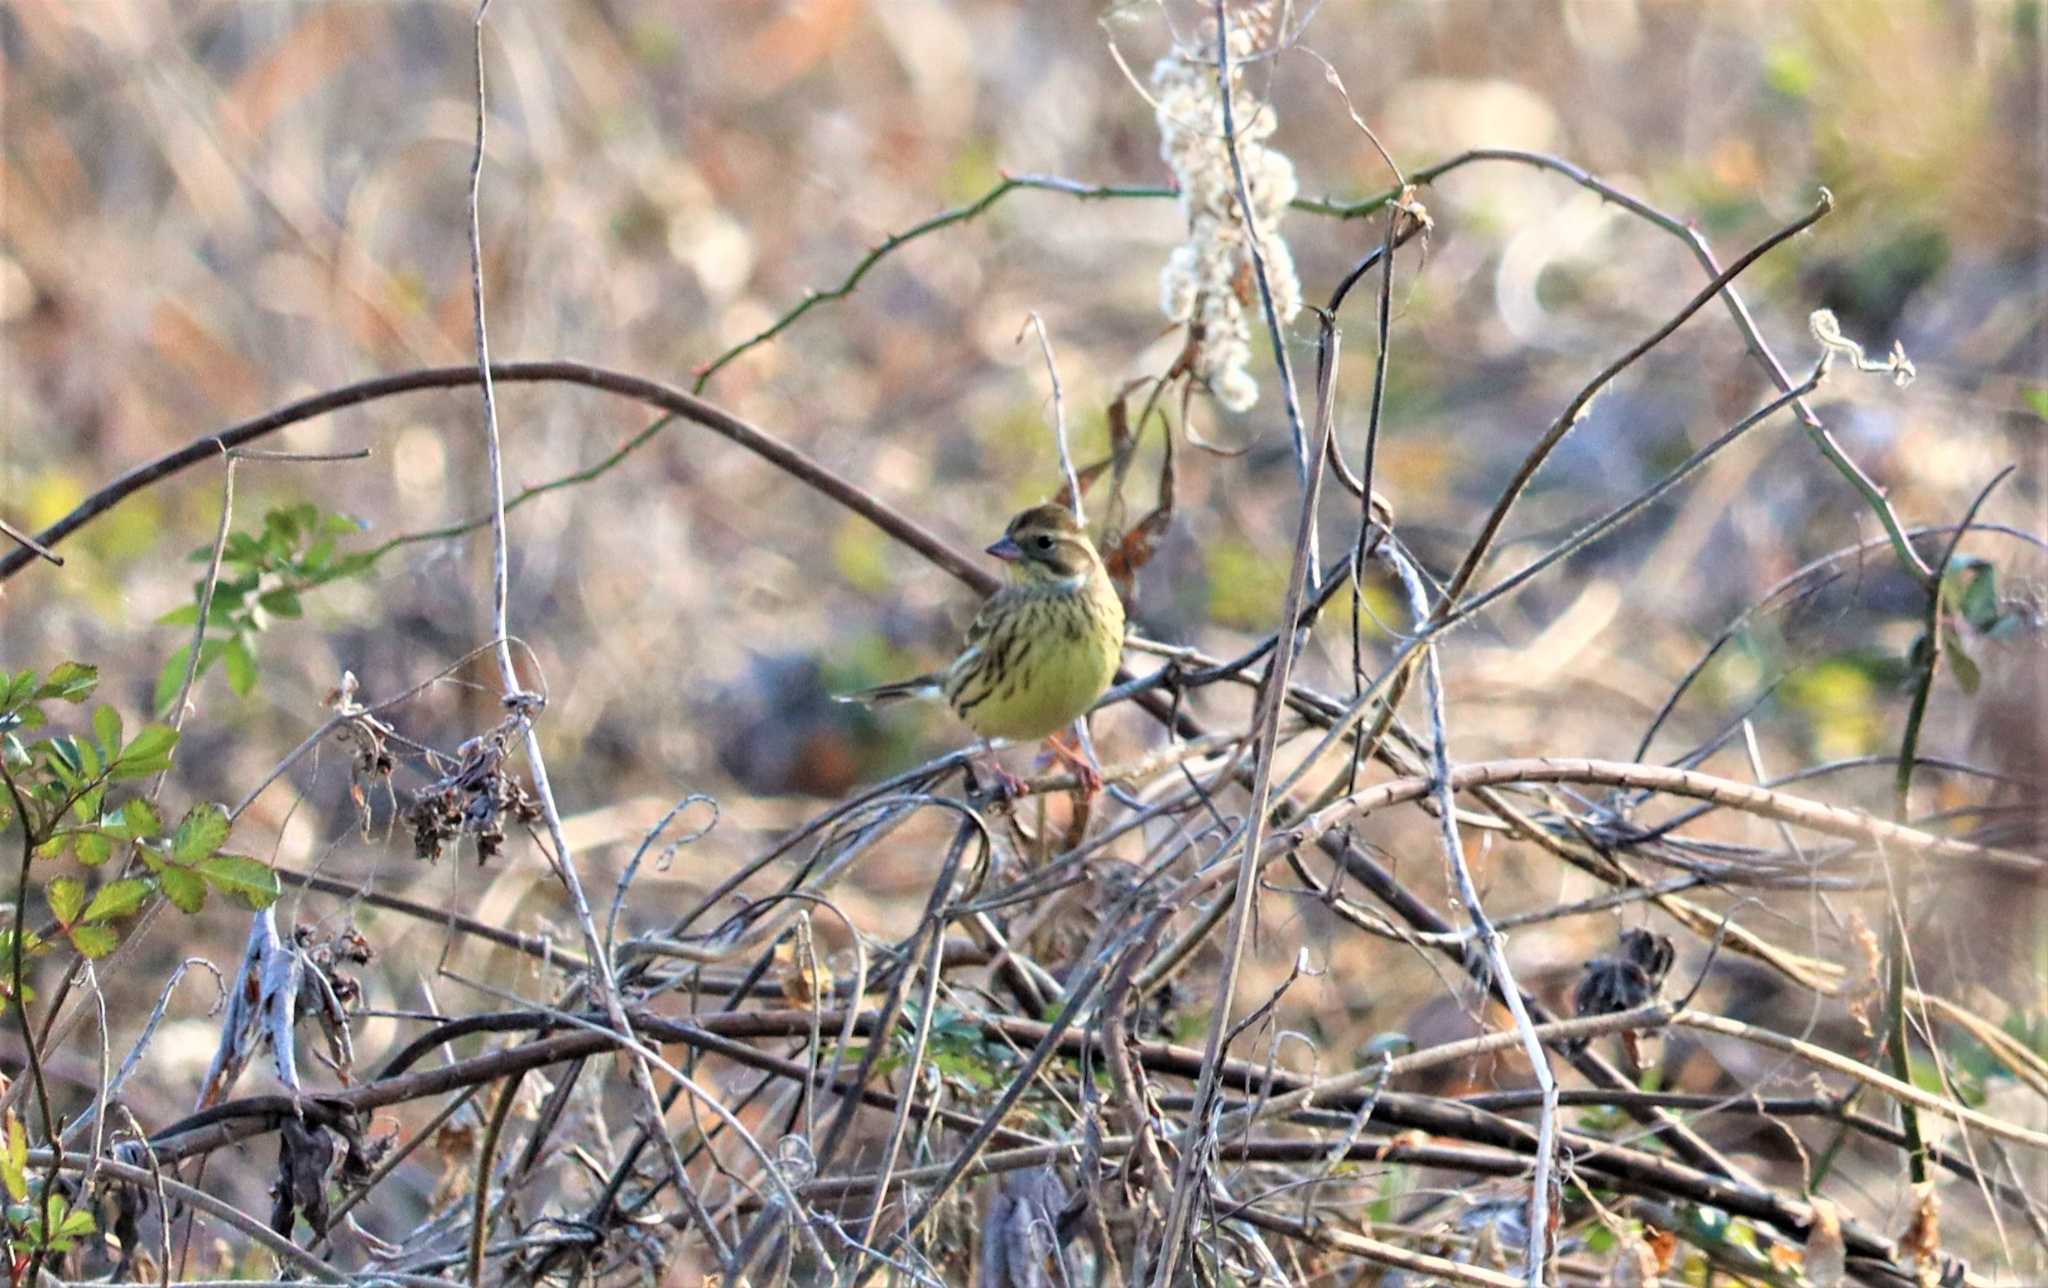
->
160, 867, 207, 914
197, 854, 281, 910
47, 876, 86, 925
223, 637, 258, 696
172, 802, 231, 863
91, 705, 123, 761
3, 1111, 28, 1201
154, 647, 193, 718
74, 830, 113, 866
45, 735, 85, 782
83, 878, 153, 924
69, 924, 119, 959
115, 798, 163, 840
0, 670, 34, 712
37, 662, 98, 703
111, 724, 179, 779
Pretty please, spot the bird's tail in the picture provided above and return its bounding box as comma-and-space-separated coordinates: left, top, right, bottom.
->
835, 674, 944, 706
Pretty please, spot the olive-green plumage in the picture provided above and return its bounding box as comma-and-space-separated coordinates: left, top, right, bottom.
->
843, 504, 1126, 743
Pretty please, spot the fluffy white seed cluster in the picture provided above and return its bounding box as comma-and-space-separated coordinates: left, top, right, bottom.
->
1153, 11, 1300, 413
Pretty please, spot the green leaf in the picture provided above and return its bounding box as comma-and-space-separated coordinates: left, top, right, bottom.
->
265, 506, 303, 546
68, 924, 118, 959
223, 636, 258, 696
74, 830, 113, 867
37, 1193, 77, 1250
111, 798, 163, 840
44, 735, 85, 784
73, 736, 103, 782
1946, 624, 1981, 696
0, 670, 36, 713
258, 588, 303, 618
55, 1203, 95, 1239
2022, 386, 2048, 421
36, 662, 98, 703
172, 802, 230, 863
222, 530, 265, 566
70, 782, 105, 826
156, 603, 201, 627
197, 854, 281, 911
155, 646, 193, 718
160, 867, 207, 914
112, 723, 179, 779
91, 705, 123, 761
1958, 561, 2002, 633
83, 878, 153, 924
2, 1111, 27, 1202
47, 876, 85, 925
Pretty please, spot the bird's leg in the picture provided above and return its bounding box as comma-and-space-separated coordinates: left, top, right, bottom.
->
1045, 726, 1103, 798
969, 740, 1029, 803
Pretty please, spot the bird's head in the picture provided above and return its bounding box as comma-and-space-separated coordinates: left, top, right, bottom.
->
987, 504, 1102, 585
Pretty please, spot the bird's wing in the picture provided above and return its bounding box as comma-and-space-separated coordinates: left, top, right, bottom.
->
960, 589, 1010, 650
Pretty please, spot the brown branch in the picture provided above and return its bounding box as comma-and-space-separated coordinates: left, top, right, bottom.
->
0, 362, 994, 595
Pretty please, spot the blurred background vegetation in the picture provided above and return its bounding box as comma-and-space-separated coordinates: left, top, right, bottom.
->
2, 0, 2043, 1279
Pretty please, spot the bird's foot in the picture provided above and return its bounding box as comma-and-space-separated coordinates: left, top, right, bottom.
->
968, 750, 1030, 806
992, 763, 1031, 802
1045, 733, 1103, 799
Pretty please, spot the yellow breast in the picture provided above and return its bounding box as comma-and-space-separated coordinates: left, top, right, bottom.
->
944, 579, 1124, 742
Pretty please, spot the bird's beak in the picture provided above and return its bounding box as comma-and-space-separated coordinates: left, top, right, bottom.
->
985, 535, 1023, 562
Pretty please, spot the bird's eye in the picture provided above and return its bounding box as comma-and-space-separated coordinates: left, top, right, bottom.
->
1034, 534, 1055, 550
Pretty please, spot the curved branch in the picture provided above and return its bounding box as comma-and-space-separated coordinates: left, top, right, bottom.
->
1, 362, 995, 595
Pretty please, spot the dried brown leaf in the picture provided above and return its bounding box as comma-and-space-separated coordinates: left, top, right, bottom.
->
1601, 1233, 1657, 1287
1048, 454, 1114, 513
1801, 1195, 1846, 1287
775, 939, 834, 1009
1843, 910, 1884, 1037
1644, 1225, 1677, 1271
1900, 1181, 1941, 1284
430, 1119, 478, 1206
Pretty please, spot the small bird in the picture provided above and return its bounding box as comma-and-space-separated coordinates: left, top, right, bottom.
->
840, 504, 1126, 794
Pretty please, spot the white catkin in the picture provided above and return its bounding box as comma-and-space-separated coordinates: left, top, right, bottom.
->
1152, 2, 1301, 414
